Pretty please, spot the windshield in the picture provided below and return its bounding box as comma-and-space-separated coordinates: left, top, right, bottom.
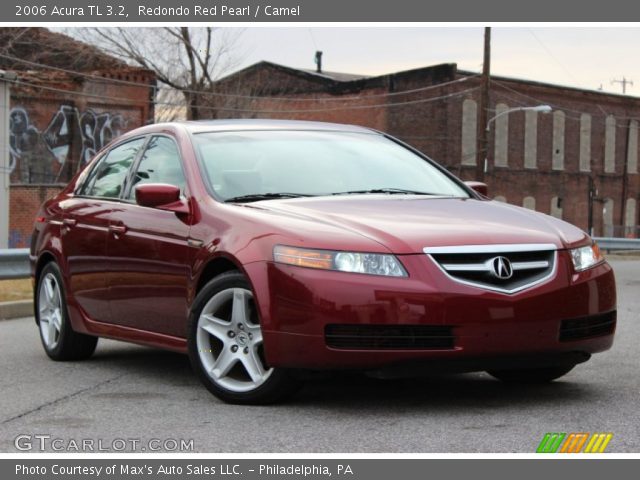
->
192, 130, 469, 201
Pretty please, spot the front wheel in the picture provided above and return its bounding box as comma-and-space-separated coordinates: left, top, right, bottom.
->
188, 272, 299, 404
36, 262, 98, 361
487, 365, 575, 384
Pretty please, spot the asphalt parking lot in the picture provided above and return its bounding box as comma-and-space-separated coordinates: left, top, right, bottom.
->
0, 260, 638, 453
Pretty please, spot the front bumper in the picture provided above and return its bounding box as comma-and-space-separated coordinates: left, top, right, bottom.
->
245, 250, 616, 370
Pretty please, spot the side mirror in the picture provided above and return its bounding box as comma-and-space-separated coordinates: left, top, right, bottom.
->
135, 183, 189, 214
464, 181, 488, 197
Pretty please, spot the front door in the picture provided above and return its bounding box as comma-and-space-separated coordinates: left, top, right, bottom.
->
60, 137, 147, 323
105, 135, 191, 338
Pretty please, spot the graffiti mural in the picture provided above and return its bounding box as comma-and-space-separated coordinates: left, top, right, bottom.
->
9, 105, 127, 184
79, 109, 126, 165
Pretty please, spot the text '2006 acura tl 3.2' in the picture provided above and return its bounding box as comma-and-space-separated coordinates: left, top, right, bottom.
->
30, 120, 616, 404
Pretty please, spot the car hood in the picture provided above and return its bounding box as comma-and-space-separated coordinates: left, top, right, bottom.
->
250, 195, 590, 254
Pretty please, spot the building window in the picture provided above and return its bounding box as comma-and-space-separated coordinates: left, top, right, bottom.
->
494, 103, 509, 167
461, 99, 477, 166
603, 198, 614, 237
550, 196, 563, 219
627, 120, 638, 175
524, 109, 538, 169
552, 111, 565, 170
579, 113, 591, 172
523, 196, 536, 210
605, 115, 616, 173
494, 195, 506, 203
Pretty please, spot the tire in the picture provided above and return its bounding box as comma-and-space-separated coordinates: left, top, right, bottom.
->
35, 262, 98, 361
487, 364, 575, 384
187, 271, 300, 404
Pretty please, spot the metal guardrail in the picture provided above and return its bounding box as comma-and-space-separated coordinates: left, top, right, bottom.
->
0, 238, 639, 280
0, 249, 30, 280
594, 237, 640, 252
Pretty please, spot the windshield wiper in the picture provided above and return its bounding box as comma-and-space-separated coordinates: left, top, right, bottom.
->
225, 192, 313, 203
330, 188, 438, 196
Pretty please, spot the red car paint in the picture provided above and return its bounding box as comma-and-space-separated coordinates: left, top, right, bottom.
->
30, 120, 616, 370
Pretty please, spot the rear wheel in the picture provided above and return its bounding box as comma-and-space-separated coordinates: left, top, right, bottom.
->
36, 262, 98, 361
188, 271, 299, 404
487, 365, 575, 384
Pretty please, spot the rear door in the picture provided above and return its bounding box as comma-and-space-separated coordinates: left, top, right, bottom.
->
105, 135, 191, 338
61, 137, 147, 323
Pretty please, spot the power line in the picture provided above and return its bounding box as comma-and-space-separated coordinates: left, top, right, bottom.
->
492, 79, 640, 126
7, 77, 479, 114
0, 52, 155, 89
527, 29, 581, 86
0, 51, 479, 103
307, 28, 319, 51
7, 54, 640, 125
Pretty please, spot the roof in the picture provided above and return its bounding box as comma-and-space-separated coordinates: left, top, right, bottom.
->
182, 119, 376, 134
112, 119, 376, 144
299, 69, 370, 82
183, 118, 375, 134
0, 27, 128, 72
218, 60, 640, 104
216, 60, 370, 87
214, 60, 458, 96
457, 68, 640, 101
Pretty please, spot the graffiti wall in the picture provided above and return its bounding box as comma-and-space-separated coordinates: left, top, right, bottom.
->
9, 105, 127, 184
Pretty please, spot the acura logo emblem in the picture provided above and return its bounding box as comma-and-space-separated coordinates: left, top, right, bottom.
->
490, 256, 513, 279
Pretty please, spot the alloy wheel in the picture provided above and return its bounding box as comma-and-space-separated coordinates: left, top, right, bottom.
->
38, 272, 63, 350
196, 287, 273, 393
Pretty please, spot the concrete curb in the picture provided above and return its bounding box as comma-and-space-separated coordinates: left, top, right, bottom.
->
0, 300, 33, 320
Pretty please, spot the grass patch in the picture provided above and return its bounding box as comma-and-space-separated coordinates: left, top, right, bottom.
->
0, 279, 33, 302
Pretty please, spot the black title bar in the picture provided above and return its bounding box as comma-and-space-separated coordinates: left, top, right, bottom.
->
4, 0, 640, 22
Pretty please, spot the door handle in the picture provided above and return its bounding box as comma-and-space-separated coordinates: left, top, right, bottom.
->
62, 218, 77, 227
109, 224, 127, 235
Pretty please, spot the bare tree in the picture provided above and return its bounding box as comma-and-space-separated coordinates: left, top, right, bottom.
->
73, 27, 245, 120
154, 86, 187, 123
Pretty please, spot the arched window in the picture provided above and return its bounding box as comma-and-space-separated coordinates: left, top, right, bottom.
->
523, 196, 536, 210
602, 198, 614, 237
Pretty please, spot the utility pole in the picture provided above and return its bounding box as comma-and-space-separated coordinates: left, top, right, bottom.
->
588, 176, 594, 236
611, 77, 634, 94
0, 71, 13, 249
475, 27, 491, 181
620, 119, 631, 235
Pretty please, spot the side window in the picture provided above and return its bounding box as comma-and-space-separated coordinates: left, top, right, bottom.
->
76, 154, 106, 195
86, 138, 146, 198
127, 136, 186, 200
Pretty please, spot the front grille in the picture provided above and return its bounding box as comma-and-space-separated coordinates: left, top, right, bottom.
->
425, 244, 556, 294
325, 324, 455, 350
560, 311, 616, 342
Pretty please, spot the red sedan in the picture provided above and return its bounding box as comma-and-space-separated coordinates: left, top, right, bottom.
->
30, 120, 616, 404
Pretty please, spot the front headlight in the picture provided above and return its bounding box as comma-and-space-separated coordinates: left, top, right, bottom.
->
570, 242, 604, 272
273, 245, 408, 277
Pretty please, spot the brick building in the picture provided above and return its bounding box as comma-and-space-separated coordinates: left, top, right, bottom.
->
1, 28, 156, 247
208, 61, 640, 238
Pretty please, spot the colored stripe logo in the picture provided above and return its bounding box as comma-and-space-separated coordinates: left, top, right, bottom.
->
537, 433, 613, 453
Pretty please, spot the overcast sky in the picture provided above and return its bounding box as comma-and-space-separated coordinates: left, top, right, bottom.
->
229, 27, 640, 96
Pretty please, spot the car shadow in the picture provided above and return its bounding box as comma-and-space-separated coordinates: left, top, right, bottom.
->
82, 343, 601, 411
85, 342, 197, 385
290, 372, 596, 412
